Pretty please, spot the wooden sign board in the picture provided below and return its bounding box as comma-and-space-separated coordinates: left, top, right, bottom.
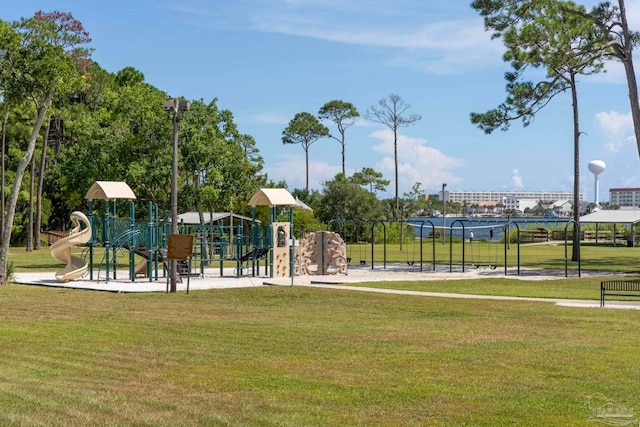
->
167, 234, 194, 260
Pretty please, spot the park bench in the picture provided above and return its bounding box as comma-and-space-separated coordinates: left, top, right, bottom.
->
600, 280, 640, 307
519, 229, 550, 242
582, 230, 626, 242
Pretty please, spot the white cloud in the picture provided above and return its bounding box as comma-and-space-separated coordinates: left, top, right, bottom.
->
265, 152, 342, 190
369, 129, 462, 193
626, 0, 640, 28
595, 110, 634, 152
169, 1, 503, 75
510, 169, 523, 188
256, 17, 486, 50
254, 17, 502, 74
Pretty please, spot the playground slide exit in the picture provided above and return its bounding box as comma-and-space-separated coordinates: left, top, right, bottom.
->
50, 211, 92, 282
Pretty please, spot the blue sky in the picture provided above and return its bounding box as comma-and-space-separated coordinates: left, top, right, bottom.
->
4, 1, 640, 203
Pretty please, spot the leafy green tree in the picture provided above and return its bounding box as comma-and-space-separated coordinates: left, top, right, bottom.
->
532, 200, 548, 216
365, 94, 421, 216
178, 99, 264, 258
397, 182, 426, 251
402, 182, 426, 218
423, 194, 443, 217
561, 1, 640, 155
115, 66, 145, 87
180, 98, 229, 224
48, 64, 167, 223
471, 0, 607, 261
351, 167, 390, 195
282, 112, 329, 192
318, 100, 359, 176
237, 134, 264, 180
291, 188, 323, 212
3, 102, 50, 243
180, 102, 265, 219
292, 209, 325, 237
316, 173, 384, 224
230, 133, 266, 213
0, 11, 91, 283
119, 79, 172, 208
287, 188, 324, 236
379, 198, 397, 221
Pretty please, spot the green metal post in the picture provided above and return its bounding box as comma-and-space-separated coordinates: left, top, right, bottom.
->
104, 200, 110, 283
148, 201, 153, 282
235, 224, 244, 277
129, 201, 135, 281
88, 200, 94, 280
269, 207, 275, 278
112, 200, 117, 280
289, 207, 294, 285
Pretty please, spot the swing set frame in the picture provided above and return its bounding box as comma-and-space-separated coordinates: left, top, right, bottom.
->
329, 218, 583, 277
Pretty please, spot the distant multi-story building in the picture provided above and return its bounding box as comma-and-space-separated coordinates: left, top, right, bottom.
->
609, 188, 640, 207
439, 191, 585, 208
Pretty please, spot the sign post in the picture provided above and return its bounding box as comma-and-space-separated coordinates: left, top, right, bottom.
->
167, 234, 194, 294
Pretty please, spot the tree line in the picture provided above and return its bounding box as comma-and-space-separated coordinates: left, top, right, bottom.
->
0, 11, 428, 284
0, 12, 271, 283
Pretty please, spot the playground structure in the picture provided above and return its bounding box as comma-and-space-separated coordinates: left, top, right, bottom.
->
50, 183, 349, 284
50, 211, 93, 282
51, 180, 600, 285
295, 231, 348, 275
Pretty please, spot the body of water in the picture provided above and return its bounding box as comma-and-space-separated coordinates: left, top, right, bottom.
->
407, 216, 572, 241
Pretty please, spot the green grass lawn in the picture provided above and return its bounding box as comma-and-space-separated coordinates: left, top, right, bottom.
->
344, 277, 619, 300
0, 284, 638, 426
5, 244, 640, 425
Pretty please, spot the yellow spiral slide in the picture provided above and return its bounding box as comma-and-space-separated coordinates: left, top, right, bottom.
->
50, 211, 92, 282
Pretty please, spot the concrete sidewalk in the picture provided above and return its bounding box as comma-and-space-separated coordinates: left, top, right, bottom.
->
295, 283, 640, 310
14, 264, 640, 310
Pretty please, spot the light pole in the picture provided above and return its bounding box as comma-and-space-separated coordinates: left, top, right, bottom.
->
442, 183, 447, 244
164, 97, 190, 293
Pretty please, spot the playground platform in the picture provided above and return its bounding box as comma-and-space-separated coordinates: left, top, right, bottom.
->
14, 268, 272, 293
13, 263, 533, 293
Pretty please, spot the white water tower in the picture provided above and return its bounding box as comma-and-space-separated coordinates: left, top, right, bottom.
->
588, 160, 606, 210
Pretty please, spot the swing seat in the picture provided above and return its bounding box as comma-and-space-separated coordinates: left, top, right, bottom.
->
407, 261, 415, 266
347, 257, 352, 263
360, 260, 366, 266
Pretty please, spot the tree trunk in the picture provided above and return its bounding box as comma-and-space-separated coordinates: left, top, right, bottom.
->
626, 59, 640, 157
26, 154, 35, 252
571, 75, 581, 262
1, 108, 8, 243
35, 119, 51, 250
617, 0, 640, 157
341, 135, 346, 176
305, 146, 309, 192
393, 126, 399, 216
0, 89, 53, 284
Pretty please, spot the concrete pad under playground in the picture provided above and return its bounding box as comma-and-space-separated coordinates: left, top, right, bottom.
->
13, 264, 640, 310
